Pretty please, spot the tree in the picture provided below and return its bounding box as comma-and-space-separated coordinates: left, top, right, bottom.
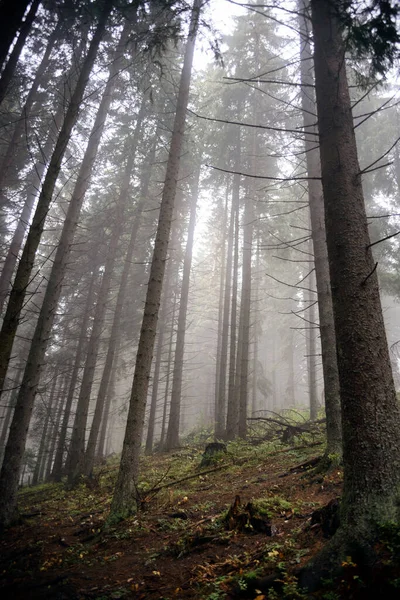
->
0, 0, 113, 528
300, 0, 400, 586
165, 163, 201, 449
0, 0, 41, 106
0, 0, 31, 71
110, 0, 201, 519
299, 0, 342, 457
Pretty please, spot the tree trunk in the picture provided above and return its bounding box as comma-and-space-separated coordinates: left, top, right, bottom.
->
306, 267, 318, 421
67, 220, 123, 484
284, 328, 295, 407
0, 0, 112, 411
225, 173, 240, 440
145, 245, 175, 455
44, 375, 69, 482
237, 183, 253, 439
165, 166, 200, 450
215, 183, 233, 439
304, 0, 400, 567
0, 0, 31, 71
145, 292, 168, 455
299, 0, 342, 454
251, 235, 260, 417
110, 0, 201, 519
99, 350, 119, 458
213, 186, 229, 439
83, 99, 150, 476
0, 372, 21, 465
32, 368, 59, 486
0, 0, 41, 106
51, 266, 99, 482
159, 279, 178, 449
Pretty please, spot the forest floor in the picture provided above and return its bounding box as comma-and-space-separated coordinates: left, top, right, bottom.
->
1, 433, 400, 600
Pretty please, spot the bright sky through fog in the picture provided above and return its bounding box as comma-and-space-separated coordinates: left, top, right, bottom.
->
193, 0, 243, 71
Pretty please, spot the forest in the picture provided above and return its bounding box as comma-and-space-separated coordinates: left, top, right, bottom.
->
1, 0, 400, 598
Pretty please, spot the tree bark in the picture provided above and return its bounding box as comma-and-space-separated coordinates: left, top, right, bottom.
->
308, 0, 400, 556
51, 266, 99, 481
213, 186, 229, 439
159, 278, 178, 449
251, 234, 260, 416
44, 374, 69, 482
67, 217, 123, 484
0, 370, 22, 465
83, 101, 150, 476
237, 183, 253, 439
225, 172, 240, 440
215, 183, 233, 439
165, 166, 200, 450
145, 264, 171, 455
299, 0, 342, 454
110, 0, 201, 519
32, 368, 59, 486
306, 267, 318, 421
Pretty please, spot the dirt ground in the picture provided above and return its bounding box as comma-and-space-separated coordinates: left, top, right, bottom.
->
0, 441, 397, 599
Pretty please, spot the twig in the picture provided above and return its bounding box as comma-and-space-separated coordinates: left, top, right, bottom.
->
146, 464, 231, 495
367, 231, 400, 249
189, 109, 312, 136
206, 164, 320, 181
361, 262, 378, 285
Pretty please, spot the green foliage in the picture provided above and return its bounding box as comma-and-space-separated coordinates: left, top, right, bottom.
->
339, 0, 400, 77
253, 496, 293, 518
379, 520, 400, 556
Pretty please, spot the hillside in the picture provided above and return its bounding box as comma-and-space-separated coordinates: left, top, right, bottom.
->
1, 436, 399, 600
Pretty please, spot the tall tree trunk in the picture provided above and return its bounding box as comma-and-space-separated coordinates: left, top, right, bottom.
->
0, 370, 22, 465
44, 375, 69, 481
165, 166, 200, 450
32, 368, 59, 486
213, 186, 229, 439
0, 32, 87, 312
51, 266, 99, 482
99, 351, 119, 458
110, 0, 201, 519
0, 0, 112, 412
145, 304, 167, 455
83, 103, 151, 476
0, 0, 41, 106
0, 0, 31, 71
237, 184, 253, 439
215, 184, 232, 439
225, 174, 240, 440
302, 0, 400, 575
159, 280, 178, 449
0, 1, 114, 528
251, 235, 260, 417
299, 0, 342, 455
145, 251, 174, 455
306, 269, 318, 421
67, 219, 123, 484
284, 328, 295, 407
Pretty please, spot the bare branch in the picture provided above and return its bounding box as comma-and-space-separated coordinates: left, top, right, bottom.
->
206, 164, 321, 181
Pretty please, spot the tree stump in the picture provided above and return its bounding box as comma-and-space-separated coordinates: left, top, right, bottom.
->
200, 442, 227, 467
310, 498, 340, 538
224, 495, 276, 535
